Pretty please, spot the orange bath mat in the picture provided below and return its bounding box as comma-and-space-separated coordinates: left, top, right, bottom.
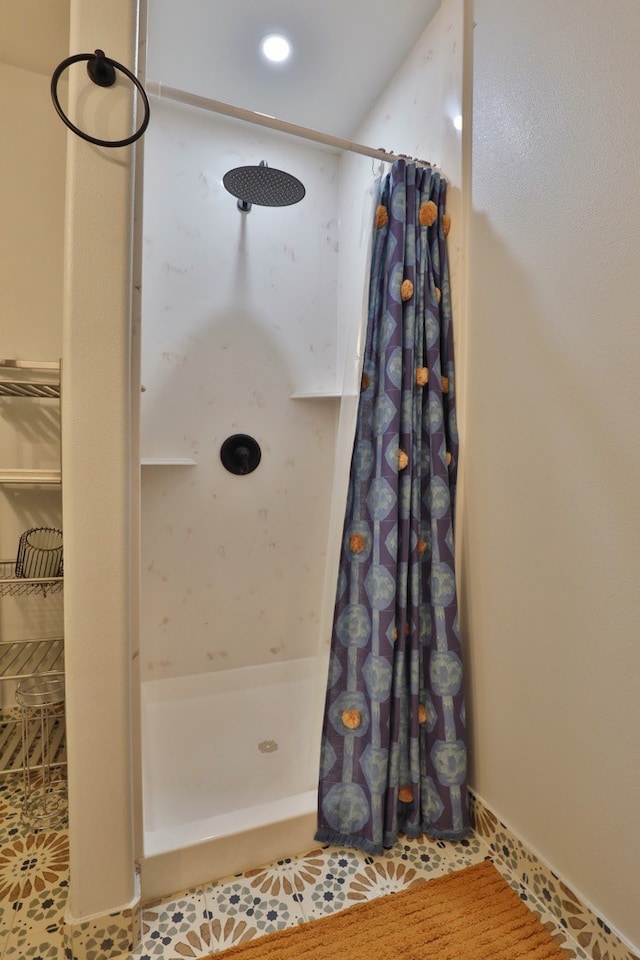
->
206, 858, 566, 960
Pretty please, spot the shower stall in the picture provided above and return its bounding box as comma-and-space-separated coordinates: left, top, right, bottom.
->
137, 1, 464, 901
138, 97, 375, 897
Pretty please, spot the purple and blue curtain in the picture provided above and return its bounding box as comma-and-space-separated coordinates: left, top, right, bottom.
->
315, 160, 469, 853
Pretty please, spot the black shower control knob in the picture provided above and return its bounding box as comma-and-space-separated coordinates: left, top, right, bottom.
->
235, 447, 250, 472
220, 434, 261, 475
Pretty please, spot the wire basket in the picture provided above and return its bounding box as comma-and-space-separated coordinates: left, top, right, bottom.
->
15, 527, 63, 579
16, 674, 67, 828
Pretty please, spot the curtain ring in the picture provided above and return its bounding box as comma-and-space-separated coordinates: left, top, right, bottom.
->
50, 49, 150, 148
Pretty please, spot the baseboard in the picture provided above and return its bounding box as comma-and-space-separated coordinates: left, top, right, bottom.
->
469, 791, 639, 960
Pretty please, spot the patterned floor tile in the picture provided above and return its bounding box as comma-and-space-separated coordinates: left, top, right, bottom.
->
487, 857, 583, 960
0, 921, 12, 959
380, 832, 481, 879
0, 776, 24, 849
0, 830, 69, 960
288, 842, 440, 918
0, 831, 69, 904
0, 811, 22, 853
441, 831, 492, 868
241, 858, 300, 899
287, 835, 484, 921
0, 788, 633, 960
335, 854, 423, 903
4, 932, 65, 960
0, 771, 68, 834
0, 773, 23, 809
285, 845, 370, 919
67, 903, 139, 960
4, 880, 68, 960
131, 886, 210, 959
202, 858, 306, 953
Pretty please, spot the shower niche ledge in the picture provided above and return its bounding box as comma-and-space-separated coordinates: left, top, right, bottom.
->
289, 390, 341, 399
141, 458, 197, 466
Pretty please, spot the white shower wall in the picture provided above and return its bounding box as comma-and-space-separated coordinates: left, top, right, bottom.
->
140, 101, 341, 679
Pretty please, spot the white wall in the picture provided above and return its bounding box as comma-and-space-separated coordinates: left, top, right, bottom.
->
140, 101, 340, 680
0, 0, 140, 922
463, 0, 640, 949
61, 0, 139, 921
339, 0, 465, 373
0, 0, 151, 925
0, 64, 66, 357
0, 62, 65, 702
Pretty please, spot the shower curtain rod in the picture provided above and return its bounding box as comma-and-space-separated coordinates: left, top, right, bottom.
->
146, 81, 430, 166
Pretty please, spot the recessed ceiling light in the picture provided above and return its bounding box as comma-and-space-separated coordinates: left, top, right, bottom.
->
261, 34, 291, 63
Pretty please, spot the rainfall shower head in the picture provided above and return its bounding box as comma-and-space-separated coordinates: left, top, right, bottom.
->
223, 160, 306, 212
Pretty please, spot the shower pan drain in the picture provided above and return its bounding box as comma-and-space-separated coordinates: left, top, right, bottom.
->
258, 739, 279, 754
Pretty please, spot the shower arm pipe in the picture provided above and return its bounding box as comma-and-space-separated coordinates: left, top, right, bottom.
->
147, 81, 426, 165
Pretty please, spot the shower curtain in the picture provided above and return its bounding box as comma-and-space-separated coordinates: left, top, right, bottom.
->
315, 160, 469, 854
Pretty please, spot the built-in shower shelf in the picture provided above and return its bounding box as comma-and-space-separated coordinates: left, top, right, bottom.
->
289, 391, 341, 399
0, 561, 63, 598
0, 637, 64, 681
141, 458, 197, 466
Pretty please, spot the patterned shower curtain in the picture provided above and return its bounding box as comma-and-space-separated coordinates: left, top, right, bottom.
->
315, 160, 469, 854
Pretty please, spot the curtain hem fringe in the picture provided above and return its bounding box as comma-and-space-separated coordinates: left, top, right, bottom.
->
314, 828, 385, 855
315, 820, 470, 855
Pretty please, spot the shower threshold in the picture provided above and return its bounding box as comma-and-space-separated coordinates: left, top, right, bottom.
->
144, 788, 316, 857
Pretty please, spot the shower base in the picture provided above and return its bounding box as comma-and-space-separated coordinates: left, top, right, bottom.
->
140, 657, 321, 900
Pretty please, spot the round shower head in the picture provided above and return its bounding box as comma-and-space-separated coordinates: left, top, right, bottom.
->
223, 163, 306, 208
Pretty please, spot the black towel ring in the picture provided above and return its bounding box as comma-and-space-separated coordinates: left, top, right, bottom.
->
51, 49, 150, 148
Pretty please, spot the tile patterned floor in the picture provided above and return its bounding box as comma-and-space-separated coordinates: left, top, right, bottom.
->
0, 773, 69, 960
129, 831, 587, 960
0, 770, 637, 960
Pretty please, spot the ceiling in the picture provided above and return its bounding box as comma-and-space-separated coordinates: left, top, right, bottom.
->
1, 0, 441, 140
146, 0, 442, 139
